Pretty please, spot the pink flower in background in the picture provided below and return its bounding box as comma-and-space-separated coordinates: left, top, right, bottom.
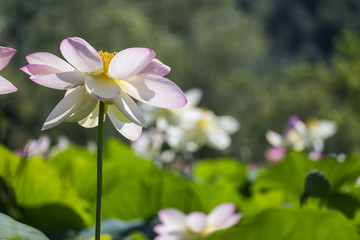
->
0, 47, 17, 94
22, 135, 51, 158
265, 146, 286, 162
154, 203, 242, 240
15, 135, 70, 159
21, 37, 187, 140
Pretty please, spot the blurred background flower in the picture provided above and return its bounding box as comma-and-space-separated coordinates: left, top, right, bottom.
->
132, 88, 239, 168
154, 203, 242, 240
265, 115, 337, 162
14, 134, 70, 159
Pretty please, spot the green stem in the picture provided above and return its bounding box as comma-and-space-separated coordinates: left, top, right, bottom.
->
95, 101, 105, 240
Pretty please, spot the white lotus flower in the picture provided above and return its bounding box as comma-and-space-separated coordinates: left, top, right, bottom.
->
154, 203, 242, 240
170, 108, 240, 151
21, 37, 187, 140
306, 119, 337, 153
0, 47, 17, 94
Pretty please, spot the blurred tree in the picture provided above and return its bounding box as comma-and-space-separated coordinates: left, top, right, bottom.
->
1, 0, 360, 163
236, 0, 360, 61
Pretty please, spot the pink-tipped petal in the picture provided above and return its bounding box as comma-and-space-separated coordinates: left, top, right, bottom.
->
153, 225, 168, 235
84, 75, 120, 101
154, 235, 181, 240
25, 52, 74, 72
42, 86, 85, 130
207, 203, 237, 228
30, 71, 85, 90
184, 88, 203, 107
139, 59, 171, 76
0, 47, 16, 71
158, 209, 187, 227
0, 76, 17, 94
186, 212, 207, 234
66, 90, 98, 122
153, 224, 186, 235
120, 75, 187, 109
108, 106, 142, 141
113, 92, 146, 127
60, 37, 103, 74
217, 213, 242, 230
108, 48, 156, 79
21, 64, 62, 76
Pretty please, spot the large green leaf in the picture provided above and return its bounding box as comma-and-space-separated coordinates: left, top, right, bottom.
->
0, 213, 49, 240
101, 179, 152, 220
11, 157, 91, 225
50, 145, 118, 202
0, 145, 21, 179
193, 158, 247, 188
205, 207, 360, 240
102, 138, 152, 178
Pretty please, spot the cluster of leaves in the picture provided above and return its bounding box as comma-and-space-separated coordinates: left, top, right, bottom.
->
1, 139, 360, 239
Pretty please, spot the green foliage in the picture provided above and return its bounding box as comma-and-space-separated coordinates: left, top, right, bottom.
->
1, 140, 360, 239
205, 207, 360, 240
254, 152, 360, 196
193, 158, 247, 187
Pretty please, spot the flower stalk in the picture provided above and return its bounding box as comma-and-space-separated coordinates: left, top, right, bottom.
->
95, 101, 105, 240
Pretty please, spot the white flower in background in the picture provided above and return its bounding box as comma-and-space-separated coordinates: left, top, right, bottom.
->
154, 203, 242, 240
306, 119, 337, 153
0, 46, 17, 94
21, 37, 187, 141
265, 115, 337, 161
133, 88, 239, 162
142, 88, 203, 129
171, 108, 239, 151
131, 128, 165, 158
356, 177, 360, 187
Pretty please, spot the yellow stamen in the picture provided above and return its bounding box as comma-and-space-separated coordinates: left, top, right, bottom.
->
98, 51, 117, 74
197, 110, 212, 130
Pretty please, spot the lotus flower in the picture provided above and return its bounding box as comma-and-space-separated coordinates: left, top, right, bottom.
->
265, 116, 337, 161
168, 107, 240, 151
21, 37, 187, 140
154, 203, 242, 240
16, 135, 70, 159
0, 47, 17, 94
148, 89, 239, 151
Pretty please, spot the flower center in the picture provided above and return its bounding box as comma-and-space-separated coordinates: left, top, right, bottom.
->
98, 51, 116, 74
197, 110, 212, 130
